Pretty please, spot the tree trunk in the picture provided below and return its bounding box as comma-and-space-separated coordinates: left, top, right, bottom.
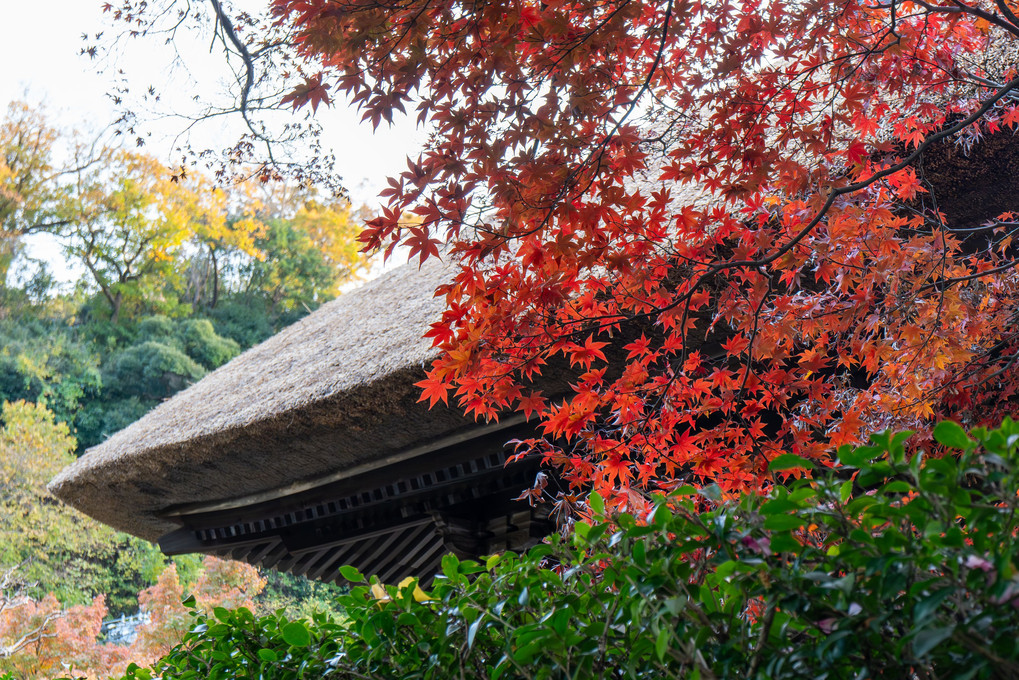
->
110, 290, 122, 324
210, 248, 219, 309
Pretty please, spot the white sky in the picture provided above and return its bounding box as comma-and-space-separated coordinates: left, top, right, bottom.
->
0, 0, 426, 278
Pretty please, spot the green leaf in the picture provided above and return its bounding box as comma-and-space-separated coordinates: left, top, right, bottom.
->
912, 625, 955, 658
257, 649, 278, 663
589, 492, 605, 516
655, 627, 670, 661
769, 453, 815, 471
467, 616, 484, 650
761, 497, 800, 514
840, 480, 854, 504
889, 430, 914, 462
933, 421, 973, 450
442, 553, 461, 578
913, 588, 956, 625
838, 444, 880, 468
715, 560, 739, 579
282, 621, 311, 648
338, 565, 365, 582
763, 515, 806, 531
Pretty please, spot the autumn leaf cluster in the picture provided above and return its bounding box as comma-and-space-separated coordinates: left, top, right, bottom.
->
268, 0, 1019, 509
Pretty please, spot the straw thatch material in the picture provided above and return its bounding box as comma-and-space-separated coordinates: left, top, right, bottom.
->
49, 257, 465, 541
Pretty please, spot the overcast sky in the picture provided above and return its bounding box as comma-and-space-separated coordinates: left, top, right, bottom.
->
0, 0, 425, 277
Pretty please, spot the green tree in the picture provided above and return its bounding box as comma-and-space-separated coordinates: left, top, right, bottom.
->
74, 315, 242, 450
177, 319, 240, 371
239, 219, 337, 315
0, 401, 118, 606
0, 321, 101, 429
102, 341, 204, 402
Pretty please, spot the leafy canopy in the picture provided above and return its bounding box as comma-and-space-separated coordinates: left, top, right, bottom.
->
256, 0, 1019, 507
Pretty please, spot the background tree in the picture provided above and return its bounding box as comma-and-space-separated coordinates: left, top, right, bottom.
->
130, 557, 265, 666
61, 151, 201, 323
0, 102, 63, 289
0, 567, 60, 663
0, 322, 101, 429
288, 199, 367, 294
0, 96, 362, 663
0, 400, 165, 614
175, 178, 267, 313
73, 316, 240, 450
0, 557, 265, 680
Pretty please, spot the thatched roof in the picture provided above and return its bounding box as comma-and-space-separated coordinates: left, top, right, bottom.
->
49, 257, 467, 542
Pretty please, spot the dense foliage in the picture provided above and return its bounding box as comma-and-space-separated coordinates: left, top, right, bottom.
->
0, 555, 265, 679
223, 0, 1019, 513
14, 0, 1019, 676
0, 100, 368, 451
93, 420, 1019, 679
0, 399, 153, 613
0, 98, 359, 674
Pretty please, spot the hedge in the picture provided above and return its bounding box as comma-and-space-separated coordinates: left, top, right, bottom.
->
98, 419, 1019, 679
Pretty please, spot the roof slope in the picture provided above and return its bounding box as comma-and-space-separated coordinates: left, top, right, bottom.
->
49, 257, 465, 541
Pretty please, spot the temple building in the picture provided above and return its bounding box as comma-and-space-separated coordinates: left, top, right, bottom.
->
49, 258, 556, 584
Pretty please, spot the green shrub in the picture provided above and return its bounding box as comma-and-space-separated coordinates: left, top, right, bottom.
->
102, 341, 205, 402
135, 315, 177, 341
177, 319, 240, 370
110, 420, 1019, 679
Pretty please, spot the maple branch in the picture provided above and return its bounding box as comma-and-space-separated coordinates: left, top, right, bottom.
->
207, 1, 259, 140
915, 256, 1019, 293
735, 269, 773, 413
910, 0, 1019, 39
508, 0, 675, 242
995, 0, 1019, 31
660, 74, 1019, 319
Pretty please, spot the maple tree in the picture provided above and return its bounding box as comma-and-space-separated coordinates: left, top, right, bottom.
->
129, 557, 266, 665
279, 0, 1019, 507
106, 0, 1019, 509
0, 556, 264, 680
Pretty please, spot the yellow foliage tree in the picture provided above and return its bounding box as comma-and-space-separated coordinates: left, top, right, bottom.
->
0, 102, 63, 284
289, 200, 366, 294
60, 151, 269, 322
0, 401, 123, 597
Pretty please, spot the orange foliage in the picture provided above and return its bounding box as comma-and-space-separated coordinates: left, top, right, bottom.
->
0, 557, 264, 679
263, 0, 1019, 513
